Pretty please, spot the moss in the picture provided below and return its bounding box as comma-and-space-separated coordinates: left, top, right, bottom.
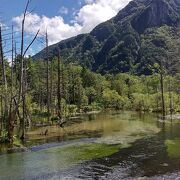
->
165, 139, 180, 158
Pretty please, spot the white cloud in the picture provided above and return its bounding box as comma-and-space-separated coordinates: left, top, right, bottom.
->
75, 0, 128, 33
12, 0, 131, 45
58, 6, 69, 15
12, 14, 82, 45
77, 0, 131, 32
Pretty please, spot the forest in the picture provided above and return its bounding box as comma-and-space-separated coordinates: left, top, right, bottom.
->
0, 52, 180, 143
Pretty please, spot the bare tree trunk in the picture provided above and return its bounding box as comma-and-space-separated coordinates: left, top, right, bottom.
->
14, 42, 18, 86
65, 67, 70, 118
168, 78, 173, 114
156, 86, 159, 112
7, 25, 15, 143
17, 0, 30, 140
160, 60, 165, 118
57, 49, 62, 119
46, 30, 50, 121
50, 59, 53, 116
24, 58, 31, 127
0, 26, 8, 123
17, 0, 39, 140
0, 95, 3, 137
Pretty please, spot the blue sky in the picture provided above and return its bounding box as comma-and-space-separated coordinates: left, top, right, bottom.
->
0, 0, 130, 58
0, 0, 83, 24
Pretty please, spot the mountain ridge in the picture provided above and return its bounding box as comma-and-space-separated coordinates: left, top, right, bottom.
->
33, 0, 180, 75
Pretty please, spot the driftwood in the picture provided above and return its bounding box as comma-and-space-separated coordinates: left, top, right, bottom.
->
59, 119, 67, 128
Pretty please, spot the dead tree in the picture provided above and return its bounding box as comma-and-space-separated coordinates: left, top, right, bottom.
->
57, 49, 62, 120
16, 0, 30, 140
160, 59, 166, 118
50, 57, 53, 115
16, 0, 40, 140
14, 42, 18, 86
7, 25, 15, 143
0, 95, 3, 136
0, 26, 8, 123
46, 30, 50, 122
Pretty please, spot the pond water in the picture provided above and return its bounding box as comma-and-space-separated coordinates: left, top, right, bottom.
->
0, 111, 180, 180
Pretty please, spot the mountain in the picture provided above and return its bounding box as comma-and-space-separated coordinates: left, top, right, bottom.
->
33, 0, 180, 75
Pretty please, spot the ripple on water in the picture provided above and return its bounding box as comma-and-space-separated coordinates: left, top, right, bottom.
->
1, 111, 180, 180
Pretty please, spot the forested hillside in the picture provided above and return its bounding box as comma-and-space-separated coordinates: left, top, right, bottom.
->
34, 0, 180, 75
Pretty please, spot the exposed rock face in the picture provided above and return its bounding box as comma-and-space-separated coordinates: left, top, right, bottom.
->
33, 0, 180, 75
131, 0, 180, 33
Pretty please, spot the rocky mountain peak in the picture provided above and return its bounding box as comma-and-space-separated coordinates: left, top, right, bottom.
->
115, 0, 180, 33
33, 0, 180, 75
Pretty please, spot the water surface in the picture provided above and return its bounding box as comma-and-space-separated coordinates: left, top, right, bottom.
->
0, 111, 180, 180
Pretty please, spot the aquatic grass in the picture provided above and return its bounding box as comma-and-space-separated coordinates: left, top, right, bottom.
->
165, 139, 180, 158
42, 142, 121, 165
73, 143, 121, 160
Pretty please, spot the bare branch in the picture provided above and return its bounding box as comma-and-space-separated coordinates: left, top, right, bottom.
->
23, 29, 40, 57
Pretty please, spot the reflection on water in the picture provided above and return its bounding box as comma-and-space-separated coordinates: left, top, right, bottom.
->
25, 111, 159, 146
0, 111, 180, 180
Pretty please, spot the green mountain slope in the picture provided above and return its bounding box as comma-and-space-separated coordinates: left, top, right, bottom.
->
33, 0, 180, 75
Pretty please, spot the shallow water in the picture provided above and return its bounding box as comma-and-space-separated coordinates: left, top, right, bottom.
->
0, 111, 180, 180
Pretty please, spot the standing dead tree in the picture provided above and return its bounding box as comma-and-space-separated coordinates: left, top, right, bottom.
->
57, 49, 62, 120
0, 26, 8, 125
160, 59, 165, 118
7, 25, 15, 143
14, 0, 40, 140
45, 30, 50, 122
